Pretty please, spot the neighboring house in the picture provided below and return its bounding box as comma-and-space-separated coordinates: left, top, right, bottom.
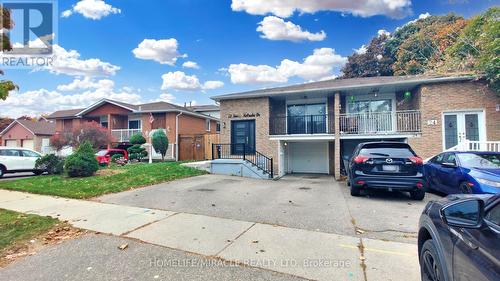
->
188, 105, 220, 119
212, 75, 500, 179
47, 99, 219, 160
0, 119, 56, 153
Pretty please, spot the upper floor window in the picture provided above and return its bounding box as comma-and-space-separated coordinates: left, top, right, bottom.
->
216, 122, 221, 133
205, 119, 211, 131
287, 103, 326, 117
100, 116, 108, 128
129, 120, 141, 130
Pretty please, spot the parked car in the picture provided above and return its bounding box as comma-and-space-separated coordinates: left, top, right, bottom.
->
418, 193, 499, 281
424, 151, 500, 194
95, 148, 128, 165
0, 147, 43, 177
347, 142, 426, 200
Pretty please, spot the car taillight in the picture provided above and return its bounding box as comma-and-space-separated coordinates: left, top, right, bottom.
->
409, 156, 423, 165
353, 156, 369, 164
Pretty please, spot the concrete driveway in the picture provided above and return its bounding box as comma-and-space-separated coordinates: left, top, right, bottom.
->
98, 174, 441, 243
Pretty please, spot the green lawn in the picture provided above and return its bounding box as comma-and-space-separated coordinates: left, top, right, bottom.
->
0, 162, 206, 199
0, 209, 57, 253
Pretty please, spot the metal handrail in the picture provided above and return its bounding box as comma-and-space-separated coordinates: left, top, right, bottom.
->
270, 114, 334, 135
212, 143, 273, 178
339, 110, 421, 135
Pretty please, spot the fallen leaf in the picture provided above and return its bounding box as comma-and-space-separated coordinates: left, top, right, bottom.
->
118, 244, 129, 250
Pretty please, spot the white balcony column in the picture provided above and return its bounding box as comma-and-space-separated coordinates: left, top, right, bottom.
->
334, 92, 341, 180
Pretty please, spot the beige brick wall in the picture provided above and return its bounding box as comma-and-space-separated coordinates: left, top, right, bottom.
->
220, 97, 279, 174
408, 81, 499, 159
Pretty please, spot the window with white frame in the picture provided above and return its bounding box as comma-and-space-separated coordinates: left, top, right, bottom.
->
128, 119, 141, 130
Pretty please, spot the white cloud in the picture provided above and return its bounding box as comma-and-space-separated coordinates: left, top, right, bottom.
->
132, 38, 186, 65
202, 80, 225, 90
182, 61, 200, 69
1, 82, 141, 118
56, 77, 114, 91
62, 0, 121, 20
161, 71, 224, 91
227, 48, 347, 84
158, 93, 176, 103
377, 29, 391, 37
257, 16, 326, 42
354, 44, 368, 55
418, 12, 430, 19
231, 0, 413, 19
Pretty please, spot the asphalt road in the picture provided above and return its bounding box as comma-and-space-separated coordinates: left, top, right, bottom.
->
98, 174, 442, 243
0, 172, 37, 181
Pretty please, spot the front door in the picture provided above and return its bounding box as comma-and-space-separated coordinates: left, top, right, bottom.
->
443, 111, 485, 150
231, 120, 255, 154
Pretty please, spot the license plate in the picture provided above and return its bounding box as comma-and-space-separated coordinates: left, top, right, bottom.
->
383, 165, 399, 172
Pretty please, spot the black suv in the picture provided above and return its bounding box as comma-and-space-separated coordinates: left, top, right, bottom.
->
347, 142, 426, 200
418, 194, 499, 281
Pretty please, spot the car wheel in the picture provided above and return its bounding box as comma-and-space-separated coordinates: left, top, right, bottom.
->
33, 170, 43, 176
459, 182, 472, 194
0, 167, 4, 178
420, 240, 445, 281
350, 184, 361, 196
410, 190, 425, 200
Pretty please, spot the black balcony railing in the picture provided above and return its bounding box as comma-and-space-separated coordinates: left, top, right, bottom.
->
269, 114, 334, 135
212, 144, 273, 178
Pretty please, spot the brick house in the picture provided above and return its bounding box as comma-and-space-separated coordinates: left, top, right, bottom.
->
212, 75, 500, 179
47, 99, 219, 160
0, 119, 56, 153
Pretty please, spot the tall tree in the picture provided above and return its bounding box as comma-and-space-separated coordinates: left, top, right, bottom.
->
0, 6, 18, 100
341, 34, 394, 78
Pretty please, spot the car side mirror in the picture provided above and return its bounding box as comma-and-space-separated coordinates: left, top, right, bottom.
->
441, 162, 457, 168
440, 199, 484, 229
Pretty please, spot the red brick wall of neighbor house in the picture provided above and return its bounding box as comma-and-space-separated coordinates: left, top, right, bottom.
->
408, 81, 500, 159
178, 114, 217, 135
84, 103, 132, 117
1, 123, 34, 147
220, 97, 279, 173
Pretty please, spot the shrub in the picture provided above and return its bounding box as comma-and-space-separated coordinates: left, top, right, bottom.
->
50, 121, 114, 150
35, 154, 64, 175
129, 134, 146, 145
64, 141, 99, 177
128, 134, 147, 162
113, 156, 128, 166
152, 129, 169, 161
110, 153, 124, 162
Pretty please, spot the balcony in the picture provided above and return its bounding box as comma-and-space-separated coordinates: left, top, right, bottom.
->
111, 129, 142, 142
270, 114, 334, 135
339, 110, 421, 135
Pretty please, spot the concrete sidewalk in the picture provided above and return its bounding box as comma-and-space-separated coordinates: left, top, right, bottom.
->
0, 190, 420, 281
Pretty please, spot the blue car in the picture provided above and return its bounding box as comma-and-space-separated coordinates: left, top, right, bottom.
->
424, 151, 500, 194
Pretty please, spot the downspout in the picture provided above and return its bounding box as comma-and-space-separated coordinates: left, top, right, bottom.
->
175, 112, 183, 161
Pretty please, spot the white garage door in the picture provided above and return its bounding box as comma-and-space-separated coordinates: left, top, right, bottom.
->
22, 139, 34, 150
5, 140, 17, 147
288, 142, 329, 174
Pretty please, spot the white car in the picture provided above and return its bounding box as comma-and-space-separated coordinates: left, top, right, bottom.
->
0, 147, 43, 178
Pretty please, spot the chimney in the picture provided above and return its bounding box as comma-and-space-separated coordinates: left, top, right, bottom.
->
184, 102, 186, 108
189, 101, 192, 107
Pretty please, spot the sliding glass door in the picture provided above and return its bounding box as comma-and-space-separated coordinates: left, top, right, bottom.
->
287, 103, 327, 134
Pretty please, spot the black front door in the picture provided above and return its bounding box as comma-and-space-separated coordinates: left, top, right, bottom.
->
231, 120, 255, 154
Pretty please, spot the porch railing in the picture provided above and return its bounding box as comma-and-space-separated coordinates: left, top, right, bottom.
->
212, 143, 273, 178
111, 129, 142, 142
269, 114, 334, 135
339, 110, 421, 135
447, 140, 500, 152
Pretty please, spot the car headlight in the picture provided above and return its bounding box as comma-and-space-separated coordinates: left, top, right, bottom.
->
476, 178, 500, 188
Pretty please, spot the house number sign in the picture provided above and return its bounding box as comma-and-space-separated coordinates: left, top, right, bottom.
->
227, 113, 261, 118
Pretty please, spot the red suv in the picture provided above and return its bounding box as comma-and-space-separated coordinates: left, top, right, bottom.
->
96, 149, 128, 165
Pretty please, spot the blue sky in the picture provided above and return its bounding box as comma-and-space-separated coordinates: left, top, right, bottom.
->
1, 0, 497, 117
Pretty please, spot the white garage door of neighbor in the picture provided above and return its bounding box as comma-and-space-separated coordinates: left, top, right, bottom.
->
5, 140, 17, 147
289, 142, 329, 174
22, 139, 34, 150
